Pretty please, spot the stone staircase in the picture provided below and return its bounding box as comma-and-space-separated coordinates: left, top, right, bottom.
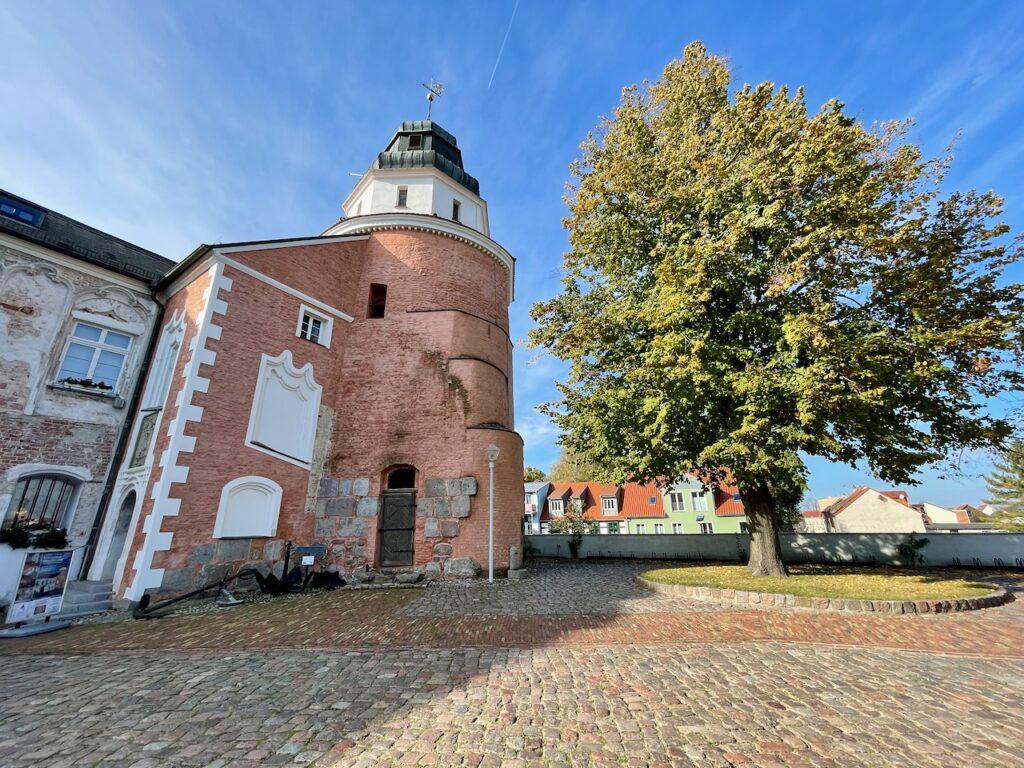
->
59, 579, 114, 619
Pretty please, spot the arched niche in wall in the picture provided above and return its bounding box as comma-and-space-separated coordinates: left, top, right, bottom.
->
213, 476, 283, 539
245, 350, 322, 467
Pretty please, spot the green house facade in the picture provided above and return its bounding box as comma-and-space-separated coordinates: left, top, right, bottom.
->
626, 476, 749, 534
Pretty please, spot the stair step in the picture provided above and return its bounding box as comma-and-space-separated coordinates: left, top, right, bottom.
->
63, 589, 113, 605
59, 599, 112, 617
65, 580, 114, 595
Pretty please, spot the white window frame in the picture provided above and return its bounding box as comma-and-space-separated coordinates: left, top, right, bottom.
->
601, 496, 618, 515
599, 522, 608, 535
55, 320, 135, 394
669, 492, 686, 512
396, 186, 409, 207
634, 523, 646, 534
653, 523, 665, 534
672, 523, 683, 534
691, 491, 709, 512
699, 522, 714, 534
540, 523, 549, 534
3, 472, 82, 530
549, 498, 564, 517
296, 304, 333, 348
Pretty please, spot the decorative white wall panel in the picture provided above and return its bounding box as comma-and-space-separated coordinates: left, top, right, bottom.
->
245, 351, 321, 467
213, 476, 283, 538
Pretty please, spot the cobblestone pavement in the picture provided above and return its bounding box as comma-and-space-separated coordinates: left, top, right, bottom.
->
399, 561, 727, 616
1, 561, 1023, 766
2, 644, 1022, 768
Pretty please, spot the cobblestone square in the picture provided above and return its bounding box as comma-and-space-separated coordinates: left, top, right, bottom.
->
2, 561, 1022, 767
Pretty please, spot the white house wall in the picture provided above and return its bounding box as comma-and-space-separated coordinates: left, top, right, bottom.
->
832, 493, 926, 534
0, 239, 160, 573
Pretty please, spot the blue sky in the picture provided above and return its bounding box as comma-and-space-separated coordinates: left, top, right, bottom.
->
2, 1, 1021, 507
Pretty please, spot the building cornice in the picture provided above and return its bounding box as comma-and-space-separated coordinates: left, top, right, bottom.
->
322, 213, 515, 303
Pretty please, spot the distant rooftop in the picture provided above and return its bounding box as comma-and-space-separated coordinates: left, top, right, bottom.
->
0, 188, 174, 284
373, 121, 480, 196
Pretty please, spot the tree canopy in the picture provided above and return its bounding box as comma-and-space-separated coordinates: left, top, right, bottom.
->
524, 466, 547, 483
985, 441, 1024, 521
530, 42, 1024, 575
547, 448, 602, 484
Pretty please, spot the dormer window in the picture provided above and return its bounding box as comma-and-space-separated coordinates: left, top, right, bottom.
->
601, 496, 618, 515
0, 194, 44, 227
396, 187, 408, 207
452, 200, 461, 222
408, 134, 422, 149
549, 498, 564, 517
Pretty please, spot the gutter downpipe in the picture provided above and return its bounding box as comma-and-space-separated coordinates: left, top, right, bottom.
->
80, 296, 166, 578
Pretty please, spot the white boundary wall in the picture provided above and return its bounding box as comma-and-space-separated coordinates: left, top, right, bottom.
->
524, 533, 1024, 569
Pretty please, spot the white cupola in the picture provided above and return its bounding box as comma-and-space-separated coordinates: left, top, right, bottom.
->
342, 121, 490, 236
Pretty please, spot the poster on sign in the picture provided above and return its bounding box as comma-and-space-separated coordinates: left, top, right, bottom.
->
5, 549, 74, 624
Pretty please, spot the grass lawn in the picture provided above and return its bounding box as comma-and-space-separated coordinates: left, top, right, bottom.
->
640, 563, 999, 601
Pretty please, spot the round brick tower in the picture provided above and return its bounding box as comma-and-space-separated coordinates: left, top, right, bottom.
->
320, 121, 524, 577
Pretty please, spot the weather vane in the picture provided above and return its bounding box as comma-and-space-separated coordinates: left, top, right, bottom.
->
422, 80, 444, 120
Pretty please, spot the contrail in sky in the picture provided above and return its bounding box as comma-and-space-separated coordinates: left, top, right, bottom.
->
487, 0, 520, 89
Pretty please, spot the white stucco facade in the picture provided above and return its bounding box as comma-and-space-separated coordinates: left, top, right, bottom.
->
0, 234, 162, 589
828, 490, 926, 534
342, 167, 489, 236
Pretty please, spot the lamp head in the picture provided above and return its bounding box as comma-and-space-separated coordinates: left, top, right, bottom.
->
485, 443, 500, 463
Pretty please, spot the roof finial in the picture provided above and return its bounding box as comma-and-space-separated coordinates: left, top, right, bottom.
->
421, 80, 444, 120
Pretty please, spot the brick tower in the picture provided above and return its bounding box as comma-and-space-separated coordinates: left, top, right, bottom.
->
94, 121, 524, 600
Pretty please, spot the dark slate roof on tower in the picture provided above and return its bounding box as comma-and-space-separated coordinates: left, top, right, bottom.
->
0, 188, 174, 284
374, 121, 480, 195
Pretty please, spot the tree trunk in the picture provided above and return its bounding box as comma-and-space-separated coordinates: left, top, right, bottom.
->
742, 484, 788, 577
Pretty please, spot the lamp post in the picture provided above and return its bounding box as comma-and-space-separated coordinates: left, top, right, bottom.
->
485, 443, 500, 584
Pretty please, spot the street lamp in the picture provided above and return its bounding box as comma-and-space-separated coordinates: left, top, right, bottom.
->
485, 443, 500, 583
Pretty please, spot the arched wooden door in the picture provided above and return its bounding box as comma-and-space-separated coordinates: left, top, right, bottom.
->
379, 467, 416, 567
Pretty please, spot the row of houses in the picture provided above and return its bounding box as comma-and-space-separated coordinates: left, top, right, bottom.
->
524, 480, 996, 535
523, 478, 748, 535
802, 488, 994, 534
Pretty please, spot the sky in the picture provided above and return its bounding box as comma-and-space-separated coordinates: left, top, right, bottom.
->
2, 1, 1022, 507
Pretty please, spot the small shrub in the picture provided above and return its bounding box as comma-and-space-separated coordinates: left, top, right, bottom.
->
0, 526, 30, 549
896, 533, 930, 567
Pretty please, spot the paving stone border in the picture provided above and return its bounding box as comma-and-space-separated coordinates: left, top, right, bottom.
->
634, 573, 1010, 613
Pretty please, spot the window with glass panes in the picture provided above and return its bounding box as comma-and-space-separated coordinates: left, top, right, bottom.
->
299, 312, 323, 344
56, 322, 131, 391
3, 475, 78, 529
549, 499, 564, 516
699, 522, 714, 534
669, 492, 686, 512
634, 523, 646, 534
653, 523, 665, 534
672, 523, 683, 534
601, 496, 617, 515
691, 491, 709, 512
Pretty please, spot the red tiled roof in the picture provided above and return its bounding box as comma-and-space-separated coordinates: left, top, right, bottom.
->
801, 510, 824, 518
826, 486, 915, 516
540, 482, 664, 521
712, 476, 745, 517
880, 490, 911, 507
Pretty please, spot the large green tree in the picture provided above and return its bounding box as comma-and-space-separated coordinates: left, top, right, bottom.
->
530, 42, 1024, 576
547, 447, 601, 484
985, 441, 1024, 519
524, 466, 547, 483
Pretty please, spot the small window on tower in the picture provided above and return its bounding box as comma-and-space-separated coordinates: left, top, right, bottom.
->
368, 283, 388, 319
452, 200, 461, 222
396, 187, 408, 207
407, 134, 422, 149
